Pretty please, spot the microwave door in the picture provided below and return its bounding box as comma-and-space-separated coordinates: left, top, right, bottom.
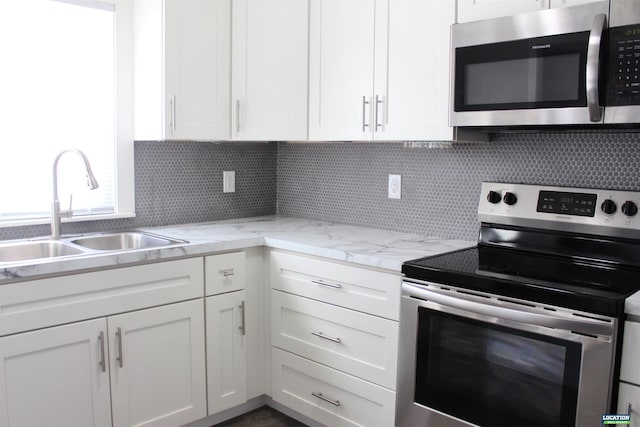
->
449, 2, 609, 127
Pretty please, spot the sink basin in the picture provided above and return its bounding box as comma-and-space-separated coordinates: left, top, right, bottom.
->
70, 232, 186, 251
0, 240, 85, 263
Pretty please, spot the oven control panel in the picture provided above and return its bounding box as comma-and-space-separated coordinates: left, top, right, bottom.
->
479, 182, 640, 238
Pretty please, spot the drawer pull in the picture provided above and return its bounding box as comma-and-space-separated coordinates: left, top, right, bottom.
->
312, 392, 341, 407
311, 279, 342, 289
220, 268, 235, 277
311, 331, 342, 344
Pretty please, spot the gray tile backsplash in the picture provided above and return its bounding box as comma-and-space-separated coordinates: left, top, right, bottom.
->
0, 141, 277, 240
3, 133, 639, 243
277, 132, 640, 241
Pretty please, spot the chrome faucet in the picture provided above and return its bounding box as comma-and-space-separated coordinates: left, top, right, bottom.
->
51, 149, 99, 239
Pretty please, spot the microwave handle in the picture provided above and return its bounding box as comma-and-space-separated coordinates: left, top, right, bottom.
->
586, 13, 606, 122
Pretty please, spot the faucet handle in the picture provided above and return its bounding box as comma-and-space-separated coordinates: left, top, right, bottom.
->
59, 194, 73, 219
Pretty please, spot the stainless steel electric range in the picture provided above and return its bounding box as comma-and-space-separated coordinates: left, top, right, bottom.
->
397, 182, 640, 427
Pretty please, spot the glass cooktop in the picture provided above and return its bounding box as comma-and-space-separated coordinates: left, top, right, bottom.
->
402, 246, 640, 317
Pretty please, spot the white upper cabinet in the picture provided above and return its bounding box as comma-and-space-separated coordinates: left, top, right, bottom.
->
309, 0, 455, 142
134, 0, 230, 141
457, 0, 548, 23
457, 0, 601, 23
232, 0, 309, 141
374, 0, 455, 141
308, 0, 376, 141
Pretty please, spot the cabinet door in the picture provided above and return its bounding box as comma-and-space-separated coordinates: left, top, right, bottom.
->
206, 290, 248, 414
617, 383, 639, 427
0, 319, 111, 427
232, 0, 308, 141
308, 0, 376, 141
373, 0, 455, 141
109, 300, 206, 427
164, 0, 230, 140
457, 0, 548, 23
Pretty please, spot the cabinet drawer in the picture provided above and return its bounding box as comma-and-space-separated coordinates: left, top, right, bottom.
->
272, 348, 396, 427
271, 290, 398, 389
0, 258, 204, 336
621, 321, 640, 385
270, 251, 400, 320
205, 251, 246, 295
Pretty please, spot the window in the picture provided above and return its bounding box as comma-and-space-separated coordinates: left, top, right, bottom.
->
0, 0, 134, 226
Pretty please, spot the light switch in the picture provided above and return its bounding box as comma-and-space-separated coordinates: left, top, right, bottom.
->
223, 171, 235, 193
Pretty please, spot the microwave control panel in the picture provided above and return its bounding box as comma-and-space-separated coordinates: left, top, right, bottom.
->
607, 24, 640, 105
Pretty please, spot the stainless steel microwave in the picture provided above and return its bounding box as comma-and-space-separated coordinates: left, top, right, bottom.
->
450, 0, 640, 128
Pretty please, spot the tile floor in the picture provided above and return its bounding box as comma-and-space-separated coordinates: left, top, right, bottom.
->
213, 406, 307, 427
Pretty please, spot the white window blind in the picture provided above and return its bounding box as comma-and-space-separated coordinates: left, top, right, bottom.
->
0, 0, 117, 221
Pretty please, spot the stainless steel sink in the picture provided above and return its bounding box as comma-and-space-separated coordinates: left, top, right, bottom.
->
0, 231, 187, 265
0, 240, 85, 263
70, 232, 186, 251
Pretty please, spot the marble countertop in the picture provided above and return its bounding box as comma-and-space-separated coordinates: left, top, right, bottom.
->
0, 215, 475, 283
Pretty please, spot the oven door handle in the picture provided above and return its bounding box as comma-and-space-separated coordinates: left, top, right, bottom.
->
402, 283, 613, 337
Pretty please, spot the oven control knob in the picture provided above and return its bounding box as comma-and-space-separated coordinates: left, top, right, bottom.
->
503, 192, 518, 206
601, 199, 617, 215
487, 191, 502, 204
622, 201, 638, 217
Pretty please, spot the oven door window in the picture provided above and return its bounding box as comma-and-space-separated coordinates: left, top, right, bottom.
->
454, 32, 589, 112
415, 308, 582, 427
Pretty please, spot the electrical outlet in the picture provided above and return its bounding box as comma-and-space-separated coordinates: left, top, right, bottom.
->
388, 174, 401, 199
223, 171, 235, 193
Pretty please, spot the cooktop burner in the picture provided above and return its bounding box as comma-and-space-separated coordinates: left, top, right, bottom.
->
402, 182, 640, 317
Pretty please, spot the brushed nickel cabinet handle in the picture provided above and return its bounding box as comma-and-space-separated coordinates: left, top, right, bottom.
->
311, 279, 342, 289
238, 300, 246, 335
311, 331, 342, 343
312, 392, 341, 407
362, 96, 370, 132
170, 95, 176, 134
115, 327, 124, 368
220, 268, 235, 277
98, 331, 106, 373
375, 95, 383, 131
236, 100, 241, 133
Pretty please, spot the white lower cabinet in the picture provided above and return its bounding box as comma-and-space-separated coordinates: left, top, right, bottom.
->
272, 348, 396, 427
617, 383, 639, 427
206, 290, 248, 414
271, 290, 398, 389
0, 319, 112, 427
109, 299, 207, 427
0, 299, 206, 427
269, 250, 400, 426
618, 320, 640, 426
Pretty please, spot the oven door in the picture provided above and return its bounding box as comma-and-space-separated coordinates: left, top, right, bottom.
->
396, 280, 617, 427
449, 2, 609, 127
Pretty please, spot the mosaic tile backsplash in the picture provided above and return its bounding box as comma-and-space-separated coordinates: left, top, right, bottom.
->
0, 141, 277, 240
3, 132, 640, 242
277, 132, 640, 241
